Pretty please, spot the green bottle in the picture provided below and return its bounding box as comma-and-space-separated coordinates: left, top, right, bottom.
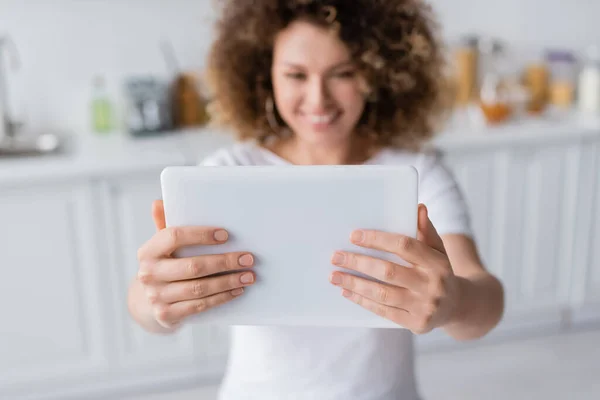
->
91, 75, 113, 134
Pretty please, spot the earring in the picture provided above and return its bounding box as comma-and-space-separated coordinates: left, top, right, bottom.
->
265, 96, 280, 132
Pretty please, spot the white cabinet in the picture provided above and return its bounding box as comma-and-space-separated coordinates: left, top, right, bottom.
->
0, 169, 228, 400
570, 138, 600, 326
418, 138, 597, 351
0, 182, 109, 399
583, 141, 600, 305
446, 144, 570, 317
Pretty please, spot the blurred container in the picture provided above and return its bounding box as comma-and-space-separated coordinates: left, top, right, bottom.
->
578, 45, 600, 115
172, 72, 210, 128
124, 77, 173, 136
454, 36, 479, 106
546, 50, 577, 109
91, 76, 114, 134
523, 60, 549, 115
477, 38, 514, 124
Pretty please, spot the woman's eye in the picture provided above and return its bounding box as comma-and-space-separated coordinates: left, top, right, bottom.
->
335, 70, 355, 78
285, 72, 306, 80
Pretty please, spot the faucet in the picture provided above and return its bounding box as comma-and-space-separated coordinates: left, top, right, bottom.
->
0, 35, 20, 142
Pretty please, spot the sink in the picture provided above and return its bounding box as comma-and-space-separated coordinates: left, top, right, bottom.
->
0, 133, 63, 157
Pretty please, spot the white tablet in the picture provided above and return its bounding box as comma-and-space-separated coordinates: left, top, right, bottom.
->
160, 164, 418, 329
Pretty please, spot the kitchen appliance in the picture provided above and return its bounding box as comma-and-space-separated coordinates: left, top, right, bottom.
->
124, 77, 173, 136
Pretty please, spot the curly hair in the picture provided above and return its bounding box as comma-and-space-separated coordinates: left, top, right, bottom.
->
205, 0, 450, 151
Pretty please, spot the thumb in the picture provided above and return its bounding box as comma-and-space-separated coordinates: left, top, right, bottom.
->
417, 204, 446, 255
152, 200, 166, 231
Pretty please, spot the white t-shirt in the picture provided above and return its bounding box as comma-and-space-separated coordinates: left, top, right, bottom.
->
200, 140, 473, 400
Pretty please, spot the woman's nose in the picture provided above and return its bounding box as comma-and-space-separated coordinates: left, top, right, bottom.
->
305, 78, 329, 110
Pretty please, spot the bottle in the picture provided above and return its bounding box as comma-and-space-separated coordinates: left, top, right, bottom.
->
91, 75, 113, 134
478, 37, 513, 124
578, 45, 600, 115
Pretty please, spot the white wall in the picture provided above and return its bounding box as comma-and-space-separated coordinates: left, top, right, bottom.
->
431, 0, 599, 51
1, 0, 599, 135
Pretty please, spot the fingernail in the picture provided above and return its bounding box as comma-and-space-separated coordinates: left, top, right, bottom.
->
138, 271, 152, 284
342, 289, 352, 298
240, 273, 254, 284
331, 252, 346, 266
351, 230, 365, 243
231, 288, 244, 296
214, 230, 228, 242
238, 254, 254, 267
330, 273, 342, 285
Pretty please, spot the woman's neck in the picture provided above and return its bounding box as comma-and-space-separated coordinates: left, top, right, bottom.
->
267, 135, 378, 165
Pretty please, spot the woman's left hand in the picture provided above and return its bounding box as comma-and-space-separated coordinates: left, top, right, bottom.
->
329, 204, 462, 334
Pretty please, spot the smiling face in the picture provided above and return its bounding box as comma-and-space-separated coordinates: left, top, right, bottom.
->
271, 20, 367, 147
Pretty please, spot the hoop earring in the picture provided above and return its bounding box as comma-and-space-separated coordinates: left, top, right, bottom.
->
266, 96, 280, 132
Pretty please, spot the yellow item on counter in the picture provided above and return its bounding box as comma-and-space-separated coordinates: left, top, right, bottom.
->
549, 81, 575, 108
172, 73, 210, 128
523, 63, 549, 114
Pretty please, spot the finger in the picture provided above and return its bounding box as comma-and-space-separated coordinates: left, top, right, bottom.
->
148, 271, 256, 304
417, 204, 446, 255
350, 229, 445, 267
141, 252, 254, 283
341, 289, 413, 328
331, 251, 426, 292
154, 288, 246, 327
152, 200, 166, 231
138, 226, 229, 260
330, 271, 414, 308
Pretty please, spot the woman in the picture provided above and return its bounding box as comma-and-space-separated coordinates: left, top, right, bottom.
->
129, 0, 505, 399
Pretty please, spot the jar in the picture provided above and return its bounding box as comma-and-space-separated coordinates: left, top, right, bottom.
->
546, 50, 577, 109
477, 38, 514, 124
522, 52, 549, 115
454, 36, 479, 106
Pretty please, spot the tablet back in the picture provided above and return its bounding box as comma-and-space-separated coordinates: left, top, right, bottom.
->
160, 164, 418, 329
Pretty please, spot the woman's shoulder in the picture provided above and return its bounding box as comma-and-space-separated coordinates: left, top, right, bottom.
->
199, 140, 271, 166
375, 146, 448, 177
380, 147, 472, 236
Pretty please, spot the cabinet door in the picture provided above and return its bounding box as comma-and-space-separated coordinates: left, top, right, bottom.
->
582, 140, 600, 305
0, 183, 107, 398
100, 171, 228, 380
571, 138, 600, 325
443, 151, 497, 274
451, 144, 575, 310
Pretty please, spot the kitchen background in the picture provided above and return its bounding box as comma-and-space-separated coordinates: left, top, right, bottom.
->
1, 1, 600, 400
1, 0, 600, 134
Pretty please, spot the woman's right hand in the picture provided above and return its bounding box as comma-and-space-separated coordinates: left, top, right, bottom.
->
135, 200, 256, 330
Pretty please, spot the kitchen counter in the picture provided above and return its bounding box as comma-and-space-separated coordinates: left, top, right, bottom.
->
1, 111, 599, 185
433, 109, 600, 151
0, 128, 234, 186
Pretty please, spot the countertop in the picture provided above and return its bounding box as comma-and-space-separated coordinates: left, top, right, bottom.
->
0, 128, 234, 185
432, 109, 600, 150
1, 110, 599, 186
